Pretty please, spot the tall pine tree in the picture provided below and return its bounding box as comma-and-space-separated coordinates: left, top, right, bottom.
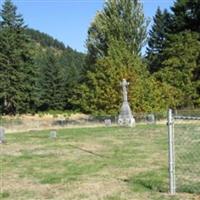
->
38, 49, 66, 111
146, 7, 171, 73
155, 31, 200, 107
151, 0, 200, 107
170, 0, 200, 33
0, 0, 37, 114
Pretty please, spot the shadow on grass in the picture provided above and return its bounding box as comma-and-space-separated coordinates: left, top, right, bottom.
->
68, 144, 108, 158
128, 169, 168, 193
0, 191, 10, 199
177, 182, 200, 194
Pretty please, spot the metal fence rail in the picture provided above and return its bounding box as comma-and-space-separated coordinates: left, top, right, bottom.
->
174, 116, 200, 120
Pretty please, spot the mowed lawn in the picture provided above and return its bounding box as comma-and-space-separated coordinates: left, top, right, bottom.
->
1, 125, 200, 200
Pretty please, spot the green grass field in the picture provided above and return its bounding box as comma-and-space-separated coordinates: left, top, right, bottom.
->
1, 125, 200, 200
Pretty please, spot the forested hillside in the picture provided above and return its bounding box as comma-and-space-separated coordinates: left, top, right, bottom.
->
0, 0, 200, 115
26, 28, 86, 111
25, 28, 66, 50
0, 0, 85, 114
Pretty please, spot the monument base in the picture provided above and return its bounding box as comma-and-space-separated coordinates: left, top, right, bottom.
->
118, 101, 135, 127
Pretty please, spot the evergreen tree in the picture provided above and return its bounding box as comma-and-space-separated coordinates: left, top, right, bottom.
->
38, 49, 66, 111
72, 0, 178, 114
0, 0, 37, 114
33, 43, 85, 112
58, 50, 83, 109
72, 39, 179, 114
170, 0, 200, 33
146, 7, 171, 73
72, 0, 149, 114
155, 31, 200, 107
86, 0, 149, 69
150, 0, 200, 108
25, 28, 66, 50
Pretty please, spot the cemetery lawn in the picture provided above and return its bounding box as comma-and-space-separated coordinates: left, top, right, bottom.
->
1, 125, 200, 200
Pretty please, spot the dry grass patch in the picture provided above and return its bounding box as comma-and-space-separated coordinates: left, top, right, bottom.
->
1, 126, 199, 200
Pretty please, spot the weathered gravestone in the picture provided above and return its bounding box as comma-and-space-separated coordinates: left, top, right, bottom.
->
0, 127, 5, 143
146, 114, 156, 124
105, 119, 112, 127
118, 79, 135, 127
49, 130, 57, 139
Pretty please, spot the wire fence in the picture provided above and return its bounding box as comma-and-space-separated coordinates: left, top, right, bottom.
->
167, 109, 200, 195
0, 112, 167, 133
1, 110, 199, 196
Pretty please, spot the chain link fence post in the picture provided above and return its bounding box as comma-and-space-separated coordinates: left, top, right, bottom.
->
167, 109, 176, 195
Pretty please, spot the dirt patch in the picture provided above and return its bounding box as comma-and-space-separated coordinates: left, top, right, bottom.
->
0, 143, 43, 156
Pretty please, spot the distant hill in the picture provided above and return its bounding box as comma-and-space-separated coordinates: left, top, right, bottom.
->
23, 27, 86, 111
25, 28, 66, 50
25, 27, 86, 74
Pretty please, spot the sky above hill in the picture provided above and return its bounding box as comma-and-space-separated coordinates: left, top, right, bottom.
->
0, 0, 174, 53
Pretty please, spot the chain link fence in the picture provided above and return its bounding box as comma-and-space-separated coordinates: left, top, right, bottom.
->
167, 109, 200, 195
0, 112, 167, 133
0, 115, 116, 133
4, 110, 200, 196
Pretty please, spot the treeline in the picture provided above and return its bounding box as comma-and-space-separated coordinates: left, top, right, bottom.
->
0, 0, 200, 115
72, 0, 200, 115
0, 0, 85, 114
25, 28, 66, 50
146, 0, 200, 108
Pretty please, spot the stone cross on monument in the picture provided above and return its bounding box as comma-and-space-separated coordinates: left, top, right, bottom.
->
118, 79, 135, 127
121, 79, 129, 102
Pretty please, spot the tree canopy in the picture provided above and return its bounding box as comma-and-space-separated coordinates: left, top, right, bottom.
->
86, 0, 149, 69
0, 0, 37, 114
0, 0, 85, 115
146, 7, 171, 73
146, 0, 200, 108
72, 0, 178, 115
1, 0, 200, 115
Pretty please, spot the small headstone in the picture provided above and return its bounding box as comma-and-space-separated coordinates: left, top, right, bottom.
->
59, 117, 65, 126
146, 114, 156, 124
49, 130, 57, 139
0, 127, 5, 143
105, 119, 112, 127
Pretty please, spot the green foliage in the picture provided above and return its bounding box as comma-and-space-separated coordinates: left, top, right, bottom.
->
72, 0, 179, 115
0, 0, 24, 28
86, 0, 149, 68
147, 0, 200, 108
0, 0, 86, 115
170, 0, 200, 33
1, 0, 199, 115
58, 48, 85, 109
34, 46, 85, 112
146, 7, 171, 73
0, 0, 38, 114
73, 39, 178, 114
155, 31, 200, 107
25, 28, 66, 50
37, 49, 66, 110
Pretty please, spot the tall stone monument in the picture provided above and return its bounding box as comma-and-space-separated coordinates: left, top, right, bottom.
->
118, 79, 135, 127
